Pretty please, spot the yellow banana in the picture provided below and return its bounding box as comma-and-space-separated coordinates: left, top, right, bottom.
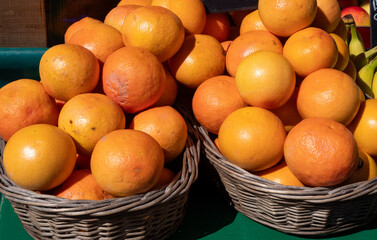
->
353, 46, 377, 71
342, 14, 365, 60
356, 56, 377, 98
372, 71, 377, 98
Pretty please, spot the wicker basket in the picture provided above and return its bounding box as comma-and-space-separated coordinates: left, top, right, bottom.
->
0, 105, 200, 240
198, 125, 377, 236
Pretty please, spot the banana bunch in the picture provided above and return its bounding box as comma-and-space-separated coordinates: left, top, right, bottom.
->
343, 14, 377, 98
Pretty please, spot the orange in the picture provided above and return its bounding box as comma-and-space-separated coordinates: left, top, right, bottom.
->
225, 30, 283, 77
239, 10, 268, 34
192, 75, 247, 134
153, 167, 176, 189
343, 150, 377, 185
256, 161, 305, 187
104, 5, 141, 31
58, 93, 126, 156
3, 124, 77, 191
65, 17, 125, 64
102, 46, 166, 113
202, 13, 231, 42
218, 107, 286, 172
129, 106, 187, 163
284, 117, 359, 187
296, 68, 360, 125
332, 19, 348, 41
270, 87, 302, 131
348, 99, 377, 157
283, 27, 339, 78
118, 0, 152, 6
168, 34, 226, 88
229, 10, 253, 27
311, 0, 341, 32
330, 33, 350, 71
0, 79, 59, 141
51, 169, 105, 200
39, 44, 100, 102
221, 40, 232, 54
91, 129, 164, 197
258, 0, 317, 37
152, 64, 178, 107
151, 0, 206, 34
343, 59, 357, 81
235, 50, 296, 109
121, 6, 185, 62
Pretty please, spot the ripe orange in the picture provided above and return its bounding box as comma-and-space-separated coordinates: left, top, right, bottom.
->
225, 30, 283, 77
121, 6, 185, 62
235, 50, 296, 109
330, 33, 350, 71
102, 46, 166, 113
218, 107, 286, 172
151, 0, 207, 34
239, 10, 268, 34
0, 79, 59, 141
258, 0, 317, 37
118, 0, 152, 6
152, 65, 178, 107
311, 0, 341, 33
220, 40, 232, 54
168, 34, 225, 88
51, 169, 105, 200
91, 129, 164, 197
202, 13, 231, 42
256, 161, 304, 187
153, 167, 176, 189
284, 117, 359, 187
129, 106, 187, 163
3, 124, 77, 191
192, 75, 247, 134
283, 27, 338, 78
348, 99, 377, 157
296, 68, 360, 125
104, 5, 141, 31
343, 59, 357, 81
343, 150, 377, 185
65, 17, 125, 64
58, 93, 126, 156
332, 19, 348, 41
39, 44, 100, 102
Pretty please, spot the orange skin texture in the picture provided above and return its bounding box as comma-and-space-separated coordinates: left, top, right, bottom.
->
240, 10, 268, 34
343, 59, 357, 81
58, 93, 126, 156
202, 13, 231, 42
192, 75, 247, 134
121, 6, 185, 62
343, 150, 377, 185
104, 5, 141, 31
331, 33, 350, 71
52, 169, 105, 200
152, 64, 178, 107
348, 99, 377, 157
118, 0, 152, 6
297, 68, 360, 126
284, 117, 359, 187
153, 167, 176, 189
151, 0, 207, 34
256, 161, 304, 187
3, 124, 77, 191
226, 30, 283, 77
0, 79, 59, 141
258, 0, 317, 37
168, 34, 226, 89
235, 50, 296, 110
283, 27, 339, 78
102, 46, 166, 113
332, 20, 348, 41
221, 40, 232, 54
129, 106, 187, 163
91, 129, 164, 197
218, 107, 287, 172
39, 44, 100, 102
311, 0, 341, 33
65, 17, 125, 64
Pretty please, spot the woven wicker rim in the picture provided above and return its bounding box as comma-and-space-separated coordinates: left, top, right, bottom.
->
198, 125, 377, 203
0, 103, 200, 217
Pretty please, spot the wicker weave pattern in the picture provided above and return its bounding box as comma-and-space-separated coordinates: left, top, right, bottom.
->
0, 105, 200, 240
198, 125, 377, 236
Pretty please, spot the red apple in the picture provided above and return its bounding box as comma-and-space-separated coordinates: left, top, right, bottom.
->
341, 6, 370, 26
337, 0, 359, 10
